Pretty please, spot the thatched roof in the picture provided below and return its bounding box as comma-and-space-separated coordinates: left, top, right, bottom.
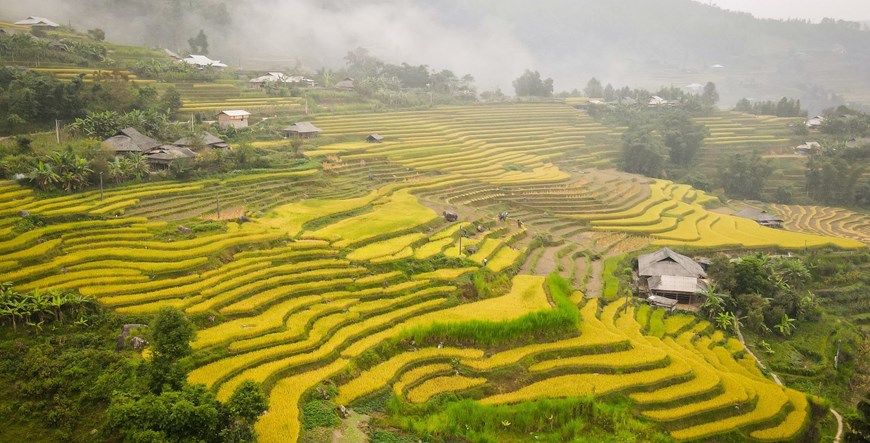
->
173, 132, 228, 149
649, 275, 707, 295
284, 121, 321, 134
144, 145, 197, 163
103, 128, 161, 153
638, 247, 706, 278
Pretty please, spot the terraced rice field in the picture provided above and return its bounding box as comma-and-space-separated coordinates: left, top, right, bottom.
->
27, 67, 156, 85
771, 203, 870, 245
169, 83, 305, 114
0, 102, 861, 442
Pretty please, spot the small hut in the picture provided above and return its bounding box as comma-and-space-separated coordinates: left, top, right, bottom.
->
283, 122, 321, 138
334, 77, 355, 90
366, 134, 384, 143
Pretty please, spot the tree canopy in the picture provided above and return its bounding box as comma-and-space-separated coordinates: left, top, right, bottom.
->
512, 70, 554, 97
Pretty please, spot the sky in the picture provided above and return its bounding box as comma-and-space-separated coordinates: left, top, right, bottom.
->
695, 0, 870, 22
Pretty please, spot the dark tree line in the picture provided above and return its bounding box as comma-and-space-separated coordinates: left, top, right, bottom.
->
720, 151, 773, 200
806, 146, 869, 207
342, 47, 476, 98
706, 253, 817, 336
0, 66, 181, 135
618, 109, 709, 178
734, 97, 807, 117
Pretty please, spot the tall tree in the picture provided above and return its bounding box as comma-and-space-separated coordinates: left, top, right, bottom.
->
187, 29, 209, 54
512, 70, 553, 97
148, 307, 195, 393
584, 77, 604, 98
720, 151, 772, 199
660, 110, 709, 166
620, 124, 667, 177
702, 82, 719, 107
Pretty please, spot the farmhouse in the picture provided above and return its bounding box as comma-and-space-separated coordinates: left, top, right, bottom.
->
182, 55, 228, 69
366, 134, 384, 143
217, 110, 250, 128
637, 248, 708, 305
102, 128, 161, 155
734, 208, 783, 228
284, 122, 321, 138
15, 16, 60, 28
648, 95, 668, 106
173, 132, 229, 150
806, 115, 825, 129
249, 72, 316, 88
334, 77, 355, 90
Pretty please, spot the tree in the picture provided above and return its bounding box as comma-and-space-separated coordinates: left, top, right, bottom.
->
660, 110, 709, 166
845, 398, 870, 443
620, 124, 667, 177
603, 84, 616, 101
28, 161, 60, 191
104, 384, 223, 442
805, 148, 865, 206
188, 29, 209, 55
87, 28, 106, 41
584, 77, 604, 98
512, 70, 553, 97
222, 380, 267, 442
126, 152, 151, 180
774, 313, 796, 336
702, 82, 719, 107
720, 151, 772, 199
699, 283, 730, 319
344, 47, 383, 80
148, 307, 195, 393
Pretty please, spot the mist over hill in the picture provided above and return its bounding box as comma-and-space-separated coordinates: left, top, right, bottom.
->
4, 0, 870, 111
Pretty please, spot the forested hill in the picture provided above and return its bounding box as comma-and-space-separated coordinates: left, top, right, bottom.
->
434, 0, 870, 112
7, 0, 870, 111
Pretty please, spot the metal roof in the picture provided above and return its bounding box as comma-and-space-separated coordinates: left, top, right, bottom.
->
182, 55, 228, 68
15, 16, 60, 27
649, 275, 707, 295
648, 295, 678, 308
638, 248, 706, 278
219, 110, 250, 117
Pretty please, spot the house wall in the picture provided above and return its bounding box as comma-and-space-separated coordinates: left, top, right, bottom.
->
217, 115, 248, 128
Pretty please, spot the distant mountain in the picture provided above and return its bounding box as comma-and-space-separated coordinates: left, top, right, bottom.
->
6, 0, 870, 112
430, 0, 870, 112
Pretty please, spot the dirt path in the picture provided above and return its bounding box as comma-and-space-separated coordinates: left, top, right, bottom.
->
585, 259, 603, 298
532, 244, 561, 275
831, 408, 844, 443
